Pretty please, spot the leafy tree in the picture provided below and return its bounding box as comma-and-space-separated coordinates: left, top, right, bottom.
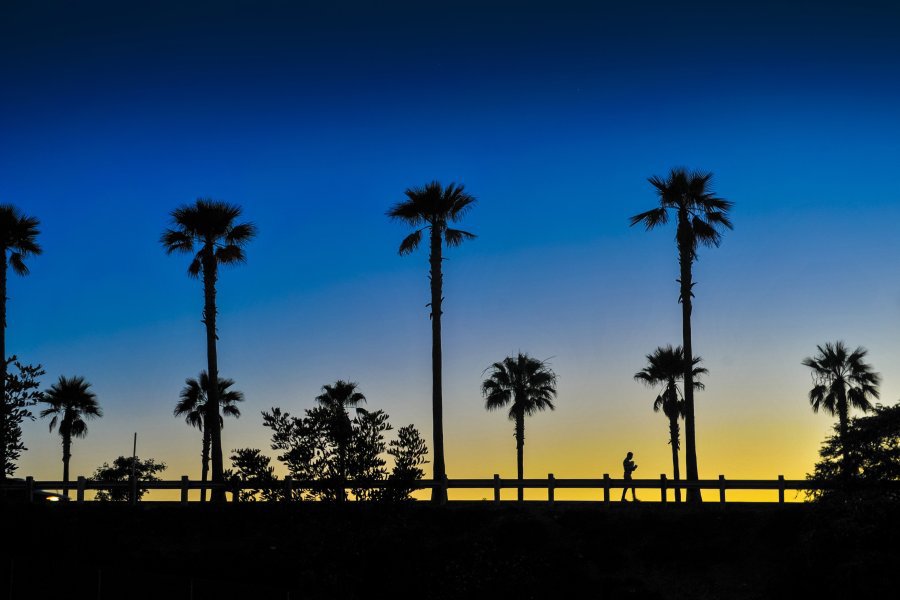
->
808, 403, 900, 502
388, 181, 476, 502
348, 408, 391, 501
482, 353, 557, 501
263, 405, 334, 499
630, 168, 733, 502
225, 448, 279, 502
2, 358, 44, 476
92, 456, 166, 502
161, 199, 256, 502
0, 205, 41, 480
384, 424, 429, 501
174, 371, 243, 502
803, 341, 880, 476
633, 345, 706, 502
39, 376, 103, 498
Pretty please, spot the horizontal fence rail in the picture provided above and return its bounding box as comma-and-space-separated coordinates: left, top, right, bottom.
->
3, 474, 898, 505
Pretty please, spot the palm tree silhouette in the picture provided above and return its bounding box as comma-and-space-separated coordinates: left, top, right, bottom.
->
387, 181, 476, 503
629, 168, 733, 502
161, 199, 256, 502
803, 341, 880, 476
0, 205, 41, 481
634, 345, 707, 503
482, 353, 557, 502
315, 380, 366, 501
174, 371, 244, 502
39, 376, 102, 498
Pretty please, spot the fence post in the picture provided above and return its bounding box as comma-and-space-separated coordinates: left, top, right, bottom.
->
718, 475, 726, 506
660, 474, 667, 505
25, 476, 34, 504
603, 474, 610, 507
180, 476, 189, 505
778, 475, 785, 504
441, 474, 448, 506
77, 476, 86, 504
548, 474, 555, 505
284, 476, 293, 502
493, 474, 501, 504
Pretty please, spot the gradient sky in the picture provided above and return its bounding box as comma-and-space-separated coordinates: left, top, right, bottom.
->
3, 0, 900, 499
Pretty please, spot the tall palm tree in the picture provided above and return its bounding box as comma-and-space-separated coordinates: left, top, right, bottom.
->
0, 205, 41, 481
629, 168, 733, 501
634, 345, 707, 503
174, 371, 244, 502
387, 181, 476, 503
315, 380, 366, 501
481, 353, 557, 502
161, 199, 256, 502
39, 376, 102, 497
803, 341, 880, 476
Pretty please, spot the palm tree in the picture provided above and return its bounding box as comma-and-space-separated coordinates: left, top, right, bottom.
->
803, 341, 880, 476
0, 205, 41, 481
161, 199, 256, 501
634, 345, 707, 503
387, 181, 476, 503
315, 380, 366, 501
174, 371, 244, 502
629, 168, 733, 501
481, 353, 557, 502
39, 376, 102, 497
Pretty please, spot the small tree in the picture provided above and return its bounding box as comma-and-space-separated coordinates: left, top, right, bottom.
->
92, 456, 166, 502
2, 358, 44, 477
384, 424, 429, 501
225, 448, 279, 502
348, 408, 391, 500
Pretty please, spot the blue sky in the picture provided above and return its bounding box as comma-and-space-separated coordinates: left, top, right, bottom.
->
2, 0, 900, 492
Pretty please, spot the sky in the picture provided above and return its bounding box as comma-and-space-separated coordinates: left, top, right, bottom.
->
2, 0, 900, 500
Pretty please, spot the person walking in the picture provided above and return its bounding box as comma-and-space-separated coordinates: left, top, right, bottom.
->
621, 451, 639, 502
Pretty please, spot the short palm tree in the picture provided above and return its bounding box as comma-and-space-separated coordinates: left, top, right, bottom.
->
634, 345, 707, 503
174, 371, 244, 502
629, 168, 733, 502
387, 181, 476, 503
0, 205, 41, 481
39, 376, 102, 497
482, 353, 557, 502
315, 380, 366, 501
161, 199, 256, 501
803, 341, 880, 475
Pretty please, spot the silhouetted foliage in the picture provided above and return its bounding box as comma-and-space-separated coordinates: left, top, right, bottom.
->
315, 380, 366, 501
808, 403, 900, 502
92, 455, 166, 502
262, 400, 425, 501
630, 168, 733, 502
39, 375, 102, 497
803, 341, 880, 476
0, 204, 41, 480
174, 371, 243, 501
225, 448, 279, 502
2, 358, 44, 476
388, 180, 476, 502
161, 199, 256, 502
633, 345, 706, 502
384, 424, 429, 501
482, 353, 557, 501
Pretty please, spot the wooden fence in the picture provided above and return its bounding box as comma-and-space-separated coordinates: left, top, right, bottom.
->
5, 473, 891, 505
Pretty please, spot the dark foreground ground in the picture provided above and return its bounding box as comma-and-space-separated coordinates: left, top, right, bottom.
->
3, 501, 898, 600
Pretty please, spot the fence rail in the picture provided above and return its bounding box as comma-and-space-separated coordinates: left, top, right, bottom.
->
4, 474, 896, 505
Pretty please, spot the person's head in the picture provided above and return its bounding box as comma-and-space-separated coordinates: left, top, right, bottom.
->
626, 451, 633, 459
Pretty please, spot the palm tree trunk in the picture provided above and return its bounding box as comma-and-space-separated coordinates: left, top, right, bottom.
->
678, 225, 701, 503
200, 427, 210, 503
202, 253, 225, 503
429, 228, 446, 503
838, 400, 850, 479
668, 411, 681, 503
515, 411, 524, 502
62, 435, 71, 499
0, 254, 7, 481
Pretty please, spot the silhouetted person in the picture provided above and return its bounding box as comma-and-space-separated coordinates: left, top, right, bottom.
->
621, 451, 639, 501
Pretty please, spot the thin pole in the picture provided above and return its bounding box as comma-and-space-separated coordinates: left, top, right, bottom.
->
131, 432, 137, 505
